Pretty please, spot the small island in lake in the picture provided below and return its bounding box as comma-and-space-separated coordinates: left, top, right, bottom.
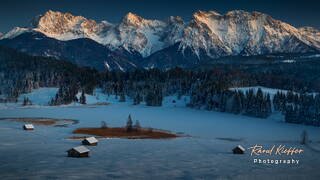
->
72, 114, 179, 139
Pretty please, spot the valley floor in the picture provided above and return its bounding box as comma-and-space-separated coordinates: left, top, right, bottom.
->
0, 100, 320, 179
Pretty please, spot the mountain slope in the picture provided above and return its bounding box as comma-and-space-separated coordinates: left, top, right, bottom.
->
178, 10, 319, 58
3, 10, 319, 57
0, 31, 141, 71
0, 45, 98, 98
28, 10, 183, 57
1, 10, 320, 70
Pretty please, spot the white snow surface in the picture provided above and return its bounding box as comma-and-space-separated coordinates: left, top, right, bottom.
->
71, 146, 90, 153
0, 87, 320, 179
4, 88, 129, 108
18, 88, 59, 105
2, 88, 191, 108
23, 124, 34, 129
230, 86, 289, 98
0, 27, 30, 39
236, 145, 246, 151
84, 137, 98, 144
230, 86, 318, 98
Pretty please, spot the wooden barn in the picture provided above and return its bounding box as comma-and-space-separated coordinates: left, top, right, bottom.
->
23, 124, 34, 130
67, 146, 90, 158
82, 137, 98, 146
232, 145, 245, 154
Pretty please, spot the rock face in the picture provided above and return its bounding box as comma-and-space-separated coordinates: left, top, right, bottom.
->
178, 10, 319, 58
27, 11, 180, 57
1, 10, 320, 70
299, 26, 320, 42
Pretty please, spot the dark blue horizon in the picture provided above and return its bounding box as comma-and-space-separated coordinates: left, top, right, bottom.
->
0, 0, 319, 33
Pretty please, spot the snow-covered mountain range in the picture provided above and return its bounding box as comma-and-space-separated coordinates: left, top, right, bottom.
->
1, 10, 320, 70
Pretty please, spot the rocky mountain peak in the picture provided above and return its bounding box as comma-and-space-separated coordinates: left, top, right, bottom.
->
299, 26, 320, 42
122, 12, 145, 25
193, 10, 221, 18
167, 16, 184, 24
299, 26, 320, 34
1, 9, 320, 62
34, 10, 89, 35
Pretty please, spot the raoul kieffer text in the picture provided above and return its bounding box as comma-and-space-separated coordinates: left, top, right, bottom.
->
248, 144, 304, 156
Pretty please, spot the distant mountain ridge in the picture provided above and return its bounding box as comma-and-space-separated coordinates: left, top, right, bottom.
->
1, 10, 320, 71
0, 31, 141, 71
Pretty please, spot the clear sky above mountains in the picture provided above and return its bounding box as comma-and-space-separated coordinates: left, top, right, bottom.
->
0, 0, 319, 33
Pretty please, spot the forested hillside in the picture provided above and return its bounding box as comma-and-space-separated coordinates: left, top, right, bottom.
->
1, 45, 320, 126
0, 46, 98, 102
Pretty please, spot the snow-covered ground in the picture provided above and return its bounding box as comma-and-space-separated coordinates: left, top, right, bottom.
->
0, 88, 320, 179
18, 87, 58, 105
230, 86, 318, 99
230, 86, 289, 98
1, 88, 190, 109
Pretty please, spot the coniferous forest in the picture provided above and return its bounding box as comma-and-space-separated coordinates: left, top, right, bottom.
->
1, 45, 320, 126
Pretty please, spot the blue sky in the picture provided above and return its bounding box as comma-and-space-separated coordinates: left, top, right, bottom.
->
0, 0, 319, 33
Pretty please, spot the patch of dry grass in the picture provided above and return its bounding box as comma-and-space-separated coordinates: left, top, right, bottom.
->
3, 118, 76, 126
72, 127, 179, 139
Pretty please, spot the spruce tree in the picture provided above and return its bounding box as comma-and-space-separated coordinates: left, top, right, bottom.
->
134, 120, 141, 131
80, 91, 86, 104
126, 114, 133, 132
119, 92, 126, 102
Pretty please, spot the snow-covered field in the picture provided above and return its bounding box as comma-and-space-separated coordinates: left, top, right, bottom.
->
0, 88, 320, 179
230, 86, 289, 98
230, 86, 318, 98
18, 87, 58, 105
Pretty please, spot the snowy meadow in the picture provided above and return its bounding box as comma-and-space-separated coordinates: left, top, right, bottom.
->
0, 88, 320, 180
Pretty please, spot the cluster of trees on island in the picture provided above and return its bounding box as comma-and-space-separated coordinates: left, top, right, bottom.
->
2, 45, 320, 126
100, 114, 142, 132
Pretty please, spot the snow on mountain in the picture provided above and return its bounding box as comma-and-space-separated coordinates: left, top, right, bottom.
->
0, 27, 30, 39
0, 32, 3, 38
15, 11, 184, 57
179, 10, 319, 58
29, 10, 113, 43
299, 26, 320, 43
296, 27, 320, 51
1, 10, 320, 59
107, 12, 167, 57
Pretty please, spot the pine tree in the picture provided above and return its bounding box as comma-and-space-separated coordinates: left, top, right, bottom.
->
133, 92, 141, 105
22, 97, 28, 106
146, 91, 154, 106
232, 93, 242, 114
285, 104, 295, 123
126, 114, 133, 132
300, 130, 308, 145
119, 92, 126, 102
134, 120, 141, 131
101, 121, 108, 129
80, 91, 86, 104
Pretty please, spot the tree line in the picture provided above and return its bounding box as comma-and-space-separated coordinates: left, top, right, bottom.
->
1, 45, 320, 126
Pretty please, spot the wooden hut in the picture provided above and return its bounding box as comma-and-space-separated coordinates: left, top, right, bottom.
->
82, 137, 98, 146
232, 145, 245, 154
67, 146, 90, 158
23, 124, 34, 130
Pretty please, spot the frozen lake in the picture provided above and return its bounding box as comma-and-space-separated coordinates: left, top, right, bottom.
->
0, 103, 320, 179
